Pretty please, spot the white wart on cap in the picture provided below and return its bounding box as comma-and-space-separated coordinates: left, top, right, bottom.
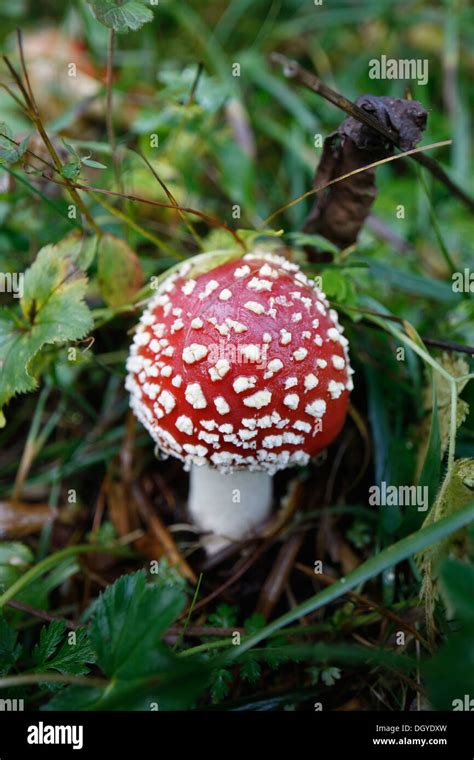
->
126, 251, 353, 476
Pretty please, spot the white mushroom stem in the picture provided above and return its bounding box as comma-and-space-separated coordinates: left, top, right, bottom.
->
188, 465, 273, 555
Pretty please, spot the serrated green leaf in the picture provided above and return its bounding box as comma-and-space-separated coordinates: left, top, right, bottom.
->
43, 570, 207, 711
33, 620, 66, 665
321, 666, 341, 686
87, 0, 154, 33
0, 243, 93, 416
207, 603, 238, 628
31, 622, 94, 692
240, 658, 261, 684
43, 631, 94, 677
90, 570, 186, 679
210, 668, 233, 703
243, 612, 266, 634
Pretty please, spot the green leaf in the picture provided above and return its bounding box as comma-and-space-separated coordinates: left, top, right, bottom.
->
207, 603, 238, 628
0, 242, 93, 417
81, 158, 107, 169
424, 624, 474, 710
210, 668, 233, 703
60, 139, 80, 159
33, 620, 66, 665
243, 612, 266, 634
61, 161, 81, 181
0, 542, 34, 567
43, 571, 210, 711
0, 122, 27, 164
0, 542, 34, 592
87, 0, 154, 33
321, 268, 357, 305
285, 231, 340, 255
42, 655, 209, 710
97, 234, 144, 308
439, 558, 474, 624
424, 558, 474, 709
0, 615, 21, 676
31, 616, 95, 681
90, 570, 186, 679
321, 666, 341, 686
239, 658, 261, 684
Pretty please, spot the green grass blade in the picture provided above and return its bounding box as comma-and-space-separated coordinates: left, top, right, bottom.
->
224, 501, 474, 662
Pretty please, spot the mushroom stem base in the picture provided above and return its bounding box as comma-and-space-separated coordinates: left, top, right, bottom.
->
188, 465, 273, 555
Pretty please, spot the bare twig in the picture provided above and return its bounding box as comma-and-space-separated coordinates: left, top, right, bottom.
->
131, 482, 197, 584
6, 599, 79, 630
42, 174, 246, 249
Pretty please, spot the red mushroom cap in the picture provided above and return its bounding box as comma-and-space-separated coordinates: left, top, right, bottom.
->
126, 251, 353, 474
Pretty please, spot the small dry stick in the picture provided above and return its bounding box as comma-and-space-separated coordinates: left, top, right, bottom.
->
42, 174, 246, 249
106, 28, 122, 194
269, 53, 474, 214
2, 31, 101, 234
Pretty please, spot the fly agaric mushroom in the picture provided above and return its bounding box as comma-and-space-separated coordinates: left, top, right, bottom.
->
126, 251, 353, 553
